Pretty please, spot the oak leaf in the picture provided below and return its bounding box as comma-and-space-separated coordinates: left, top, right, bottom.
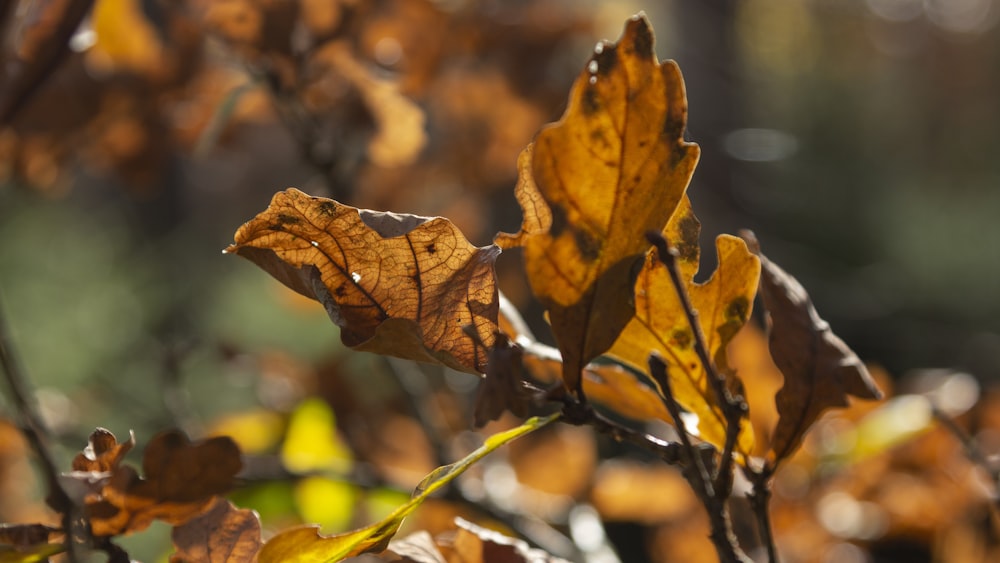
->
170, 498, 263, 563
607, 200, 760, 452
744, 234, 883, 466
497, 14, 699, 393
64, 429, 242, 537
227, 188, 500, 374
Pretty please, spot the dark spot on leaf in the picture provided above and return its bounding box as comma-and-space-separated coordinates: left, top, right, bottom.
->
594, 46, 618, 77
675, 212, 700, 262
630, 17, 654, 56
671, 328, 693, 349
268, 224, 285, 232
582, 86, 600, 115
726, 296, 750, 323
317, 201, 337, 216
276, 213, 301, 225
426, 243, 436, 254
334, 284, 347, 297
663, 114, 684, 141
549, 203, 569, 237
573, 226, 602, 262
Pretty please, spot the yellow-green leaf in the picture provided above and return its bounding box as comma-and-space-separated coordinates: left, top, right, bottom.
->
257, 413, 560, 563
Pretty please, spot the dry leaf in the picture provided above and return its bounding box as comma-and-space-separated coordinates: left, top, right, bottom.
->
227, 188, 500, 374
497, 14, 699, 393
607, 200, 760, 452
447, 517, 571, 563
64, 429, 243, 537
72, 427, 135, 473
744, 235, 883, 466
170, 498, 263, 563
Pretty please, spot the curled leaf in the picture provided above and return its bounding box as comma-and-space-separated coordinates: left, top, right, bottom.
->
743, 233, 883, 466
227, 188, 500, 374
498, 14, 699, 392
72, 427, 135, 473
63, 429, 242, 537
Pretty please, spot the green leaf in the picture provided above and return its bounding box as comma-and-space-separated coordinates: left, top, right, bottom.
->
0, 544, 66, 563
257, 413, 561, 563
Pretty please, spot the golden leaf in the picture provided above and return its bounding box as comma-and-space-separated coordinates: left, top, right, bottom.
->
227, 188, 500, 374
607, 200, 760, 453
498, 15, 699, 393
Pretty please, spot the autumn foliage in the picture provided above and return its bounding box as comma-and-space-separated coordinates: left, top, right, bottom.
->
2, 3, 999, 563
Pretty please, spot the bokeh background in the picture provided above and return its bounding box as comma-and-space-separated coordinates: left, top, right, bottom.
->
1, 1, 999, 562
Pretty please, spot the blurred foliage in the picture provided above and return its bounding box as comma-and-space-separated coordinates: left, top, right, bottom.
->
1, 0, 1000, 562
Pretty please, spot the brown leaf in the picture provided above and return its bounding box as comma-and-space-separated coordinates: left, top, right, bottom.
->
227, 188, 500, 374
170, 497, 262, 563
66, 429, 243, 537
497, 14, 699, 393
744, 234, 883, 466
72, 427, 136, 473
0, 0, 95, 125
472, 332, 537, 426
446, 517, 571, 563
0, 524, 59, 547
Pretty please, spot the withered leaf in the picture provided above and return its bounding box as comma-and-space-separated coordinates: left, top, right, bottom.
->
745, 235, 883, 466
0, 524, 59, 548
170, 497, 263, 563
72, 427, 135, 473
447, 517, 571, 563
67, 429, 242, 537
227, 188, 500, 374
498, 14, 699, 393
607, 201, 760, 452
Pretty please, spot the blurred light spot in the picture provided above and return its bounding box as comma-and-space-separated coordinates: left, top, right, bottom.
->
374, 37, 403, 67
36, 387, 77, 434
935, 372, 979, 416
569, 504, 606, 552
851, 395, 933, 459
823, 542, 873, 563
866, 0, 924, 22
351, 272, 361, 283
483, 461, 519, 505
281, 397, 353, 473
70, 28, 97, 52
924, 0, 998, 34
723, 128, 798, 162
907, 368, 980, 417
294, 476, 356, 532
588, 60, 599, 74
817, 492, 887, 541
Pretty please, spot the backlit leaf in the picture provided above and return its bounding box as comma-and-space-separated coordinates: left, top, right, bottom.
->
227, 188, 500, 374
64, 429, 242, 537
498, 14, 699, 393
607, 201, 760, 452
747, 238, 883, 466
257, 413, 560, 563
170, 498, 262, 563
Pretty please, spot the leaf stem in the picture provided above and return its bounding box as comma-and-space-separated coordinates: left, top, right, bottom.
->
0, 295, 87, 561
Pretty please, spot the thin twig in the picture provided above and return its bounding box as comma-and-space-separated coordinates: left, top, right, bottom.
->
743, 465, 779, 563
646, 231, 746, 495
649, 354, 750, 563
0, 296, 86, 561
